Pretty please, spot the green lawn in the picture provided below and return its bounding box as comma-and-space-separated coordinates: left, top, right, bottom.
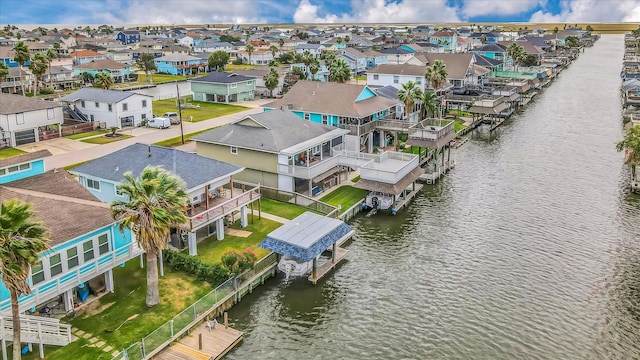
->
23, 262, 212, 360
137, 73, 188, 83
350, 175, 361, 183
259, 198, 308, 220
0, 147, 26, 159
226, 64, 262, 71
152, 97, 248, 122
319, 186, 369, 210
152, 127, 218, 148
65, 130, 108, 140
81, 134, 133, 144
195, 218, 281, 265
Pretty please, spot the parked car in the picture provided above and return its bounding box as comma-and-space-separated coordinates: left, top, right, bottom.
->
162, 112, 181, 124
147, 117, 171, 129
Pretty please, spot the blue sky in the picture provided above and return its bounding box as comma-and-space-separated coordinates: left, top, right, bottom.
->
1, 0, 639, 25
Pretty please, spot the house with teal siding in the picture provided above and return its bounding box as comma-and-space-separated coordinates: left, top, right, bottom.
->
154, 53, 207, 76
191, 72, 256, 103
263, 81, 400, 152
73, 59, 132, 83
0, 150, 51, 184
429, 31, 458, 52
0, 152, 141, 316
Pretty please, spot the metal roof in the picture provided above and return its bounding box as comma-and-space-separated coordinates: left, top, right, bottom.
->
60, 88, 150, 103
259, 212, 353, 262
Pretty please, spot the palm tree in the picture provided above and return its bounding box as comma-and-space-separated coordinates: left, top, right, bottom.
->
80, 72, 94, 86
309, 58, 320, 80
45, 49, 57, 89
28, 53, 47, 95
94, 71, 114, 89
480, 34, 487, 45
301, 50, 313, 79
13, 41, 30, 96
397, 81, 422, 121
322, 52, 336, 68
269, 44, 279, 61
425, 59, 447, 92
278, 38, 285, 50
420, 90, 440, 119
0, 199, 50, 360
616, 125, 640, 190
137, 53, 157, 83
329, 58, 351, 83
0, 62, 8, 83
507, 42, 525, 71
263, 66, 279, 97
245, 44, 255, 65
110, 166, 189, 307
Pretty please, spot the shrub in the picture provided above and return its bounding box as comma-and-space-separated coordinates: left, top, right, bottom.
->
220, 249, 257, 276
39, 87, 55, 95
232, 59, 243, 65
163, 249, 229, 286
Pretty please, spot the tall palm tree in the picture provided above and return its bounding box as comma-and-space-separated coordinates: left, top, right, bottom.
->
263, 66, 279, 97
278, 38, 285, 50
329, 58, 351, 83
420, 90, 440, 119
94, 71, 114, 89
0, 199, 50, 360
507, 42, 525, 71
301, 50, 313, 79
28, 53, 47, 95
425, 59, 447, 92
309, 58, 320, 80
322, 52, 336, 68
13, 41, 30, 96
45, 49, 57, 89
0, 62, 8, 83
110, 166, 189, 307
137, 53, 157, 83
397, 81, 422, 121
269, 44, 278, 61
244, 44, 255, 65
616, 125, 640, 190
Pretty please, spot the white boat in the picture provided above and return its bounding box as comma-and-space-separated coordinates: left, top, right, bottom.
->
278, 256, 313, 279
365, 192, 394, 210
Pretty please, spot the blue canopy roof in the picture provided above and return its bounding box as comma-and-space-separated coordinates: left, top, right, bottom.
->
259, 212, 353, 262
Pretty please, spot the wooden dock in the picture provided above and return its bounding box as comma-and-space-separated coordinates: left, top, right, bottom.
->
308, 247, 349, 285
154, 321, 243, 360
394, 183, 424, 211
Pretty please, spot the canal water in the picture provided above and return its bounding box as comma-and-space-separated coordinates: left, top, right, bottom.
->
226, 35, 640, 359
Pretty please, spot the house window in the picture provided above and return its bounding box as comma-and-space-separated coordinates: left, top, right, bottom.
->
50, 253, 63, 277
83, 240, 95, 262
246, 81, 253, 86
416, 77, 422, 84
142, 99, 147, 108
230, 146, 238, 155
31, 261, 45, 285
322, 114, 328, 125
67, 247, 79, 269
47, 108, 55, 119
81, 100, 85, 108
19, 163, 30, 171
87, 178, 100, 190
108, 104, 113, 112
16, 113, 24, 125
98, 234, 109, 255
122, 103, 128, 111
0, 168, 5, 176
304, 113, 310, 121
8, 166, 19, 173
90, 114, 95, 122
230, 83, 237, 89
373, 74, 379, 80
95, 102, 99, 108
393, 76, 399, 84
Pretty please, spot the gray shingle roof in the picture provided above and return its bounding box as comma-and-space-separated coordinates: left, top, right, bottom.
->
0, 94, 61, 115
69, 143, 243, 191
191, 72, 256, 84
192, 109, 348, 153
60, 88, 149, 103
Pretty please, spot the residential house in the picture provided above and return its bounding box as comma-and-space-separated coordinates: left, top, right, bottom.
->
0, 45, 29, 67
232, 67, 287, 97
177, 35, 195, 48
193, 109, 349, 195
116, 30, 141, 45
237, 48, 275, 65
0, 151, 140, 316
73, 59, 132, 83
60, 88, 153, 128
429, 31, 458, 52
380, 47, 415, 65
0, 66, 33, 95
70, 50, 108, 65
191, 72, 256, 103
154, 53, 207, 75
472, 43, 509, 63
0, 93, 63, 147
41, 65, 77, 91
193, 41, 235, 54
363, 50, 388, 69
469, 32, 504, 44
295, 43, 325, 57
339, 48, 367, 74
367, 64, 427, 90
423, 53, 488, 88
70, 143, 254, 254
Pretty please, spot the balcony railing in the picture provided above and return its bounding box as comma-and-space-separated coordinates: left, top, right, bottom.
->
278, 156, 340, 179
338, 120, 379, 136
359, 151, 419, 184
408, 118, 454, 141
472, 95, 506, 108
187, 186, 261, 231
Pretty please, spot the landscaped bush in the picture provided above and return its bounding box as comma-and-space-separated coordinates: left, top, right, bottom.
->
39, 87, 55, 95
220, 249, 257, 276
163, 249, 229, 286
232, 59, 243, 65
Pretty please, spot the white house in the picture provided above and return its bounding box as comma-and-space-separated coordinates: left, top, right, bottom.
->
367, 64, 427, 91
0, 93, 64, 147
295, 43, 325, 57
61, 88, 154, 128
178, 35, 194, 47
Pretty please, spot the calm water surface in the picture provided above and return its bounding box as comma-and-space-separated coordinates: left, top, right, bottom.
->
226, 35, 640, 359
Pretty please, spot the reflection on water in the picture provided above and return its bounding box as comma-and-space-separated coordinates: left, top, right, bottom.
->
226, 35, 640, 359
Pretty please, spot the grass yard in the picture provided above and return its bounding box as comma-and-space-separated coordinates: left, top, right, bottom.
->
137, 73, 188, 83
453, 118, 467, 132
195, 218, 281, 265
259, 198, 308, 220
65, 130, 108, 140
152, 127, 217, 148
319, 186, 369, 210
226, 64, 263, 71
0, 147, 26, 159
81, 134, 133, 144
152, 97, 248, 122
350, 175, 361, 183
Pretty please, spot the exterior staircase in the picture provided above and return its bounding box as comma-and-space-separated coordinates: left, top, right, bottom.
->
0, 314, 72, 347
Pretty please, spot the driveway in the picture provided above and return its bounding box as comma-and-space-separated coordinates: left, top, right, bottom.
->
16, 137, 97, 156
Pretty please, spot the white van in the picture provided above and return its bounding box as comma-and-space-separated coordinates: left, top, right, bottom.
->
146, 117, 171, 129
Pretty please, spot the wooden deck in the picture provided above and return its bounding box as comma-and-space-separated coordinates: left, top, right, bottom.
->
154, 321, 243, 360
308, 247, 349, 285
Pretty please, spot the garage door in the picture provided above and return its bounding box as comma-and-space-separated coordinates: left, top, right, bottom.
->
14, 129, 36, 146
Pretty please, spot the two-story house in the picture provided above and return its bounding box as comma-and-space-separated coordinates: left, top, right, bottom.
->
367, 64, 427, 91
0, 93, 63, 147
193, 41, 235, 54
154, 53, 207, 76
70, 143, 256, 255
191, 72, 256, 103
60, 88, 153, 128
295, 43, 325, 57
429, 31, 458, 52
70, 50, 108, 65
339, 48, 367, 75
41, 65, 77, 91
0, 66, 33, 95
73, 59, 132, 83
116, 30, 141, 45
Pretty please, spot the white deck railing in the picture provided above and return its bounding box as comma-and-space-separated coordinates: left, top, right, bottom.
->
187, 186, 261, 231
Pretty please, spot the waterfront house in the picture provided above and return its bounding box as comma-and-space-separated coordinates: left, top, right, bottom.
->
60, 88, 153, 128
42, 65, 77, 91
116, 30, 141, 45
70, 50, 108, 65
73, 59, 132, 83
191, 72, 257, 103
154, 53, 207, 76
0, 151, 141, 317
367, 64, 428, 91
0, 93, 63, 147
70, 143, 253, 254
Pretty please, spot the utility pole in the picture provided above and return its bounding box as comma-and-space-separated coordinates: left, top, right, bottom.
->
176, 83, 185, 145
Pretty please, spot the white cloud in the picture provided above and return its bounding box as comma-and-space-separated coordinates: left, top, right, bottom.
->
462, 0, 547, 18
529, 0, 640, 22
293, 0, 461, 24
